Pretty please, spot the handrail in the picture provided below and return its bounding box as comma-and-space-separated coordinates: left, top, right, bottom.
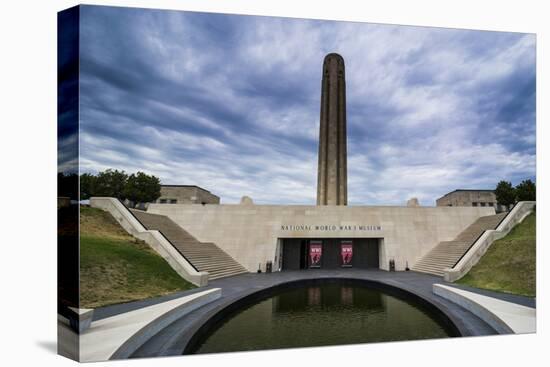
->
116, 198, 201, 273
116, 198, 148, 231
450, 207, 514, 269
494, 202, 517, 230
155, 230, 200, 273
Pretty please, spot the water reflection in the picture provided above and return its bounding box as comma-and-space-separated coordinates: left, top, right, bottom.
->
308, 287, 321, 306
192, 283, 452, 354
341, 286, 353, 305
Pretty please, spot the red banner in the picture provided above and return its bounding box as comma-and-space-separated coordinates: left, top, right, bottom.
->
341, 241, 353, 267
309, 241, 322, 268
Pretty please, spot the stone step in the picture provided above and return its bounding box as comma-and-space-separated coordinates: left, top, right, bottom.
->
418, 255, 461, 262
412, 265, 445, 273
178, 249, 224, 254
186, 252, 236, 258
190, 256, 240, 263
429, 246, 470, 251
411, 267, 445, 276
206, 268, 248, 277
192, 259, 245, 267
179, 244, 220, 249
412, 262, 453, 272
196, 262, 248, 269
198, 265, 248, 273
129, 209, 247, 281
415, 262, 459, 269
178, 248, 231, 254
425, 250, 464, 256
429, 248, 468, 253
427, 250, 467, 255
412, 262, 447, 270
411, 266, 446, 274
184, 254, 238, 261
424, 253, 464, 259
417, 256, 460, 264
414, 261, 456, 269
428, 247, 467, 252
174, 246, 222, 251
433, 242, 470, 247
435, 242, 469, 247
206, 266, 247, 274
209, 271, 248, 280
185, 256, 234, 261
163, 239, 201, 244
414, 271, 445, 277
175, 242, 223, 248
439, 241, 468, 247
411, 213, 509, 278
430, 249, 469, 254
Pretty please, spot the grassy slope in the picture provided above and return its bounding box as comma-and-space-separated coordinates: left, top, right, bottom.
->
457, 212, 536, 297
80, 207, 195, 308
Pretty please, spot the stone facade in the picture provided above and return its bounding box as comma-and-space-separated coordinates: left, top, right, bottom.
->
155, 185, 220, 205
436, 189, 503, 211
317, 53, 347, 206
406, 198, 420, 207
147, 203, 495, 273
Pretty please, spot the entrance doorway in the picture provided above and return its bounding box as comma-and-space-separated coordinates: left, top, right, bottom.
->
281, 238, 380, 270
299, 240, 308, 269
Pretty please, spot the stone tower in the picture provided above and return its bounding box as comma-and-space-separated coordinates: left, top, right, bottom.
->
316, 53, 347, 205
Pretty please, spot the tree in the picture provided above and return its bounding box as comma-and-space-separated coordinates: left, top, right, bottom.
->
93, 169, 128, 198
79, 173, 96, 200
123, 171, 161, 205
515, 179, 536, 201
495, 180, 516, 208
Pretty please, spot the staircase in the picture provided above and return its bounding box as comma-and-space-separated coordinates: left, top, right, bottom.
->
412, 212, 508, 276
130, 210, 248, 280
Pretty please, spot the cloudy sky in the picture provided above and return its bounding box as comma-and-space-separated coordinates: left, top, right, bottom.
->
76, 5, 536, 205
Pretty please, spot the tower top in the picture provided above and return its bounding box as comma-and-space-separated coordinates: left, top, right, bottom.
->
323, 52, 344, 61
323, 53, 345, 74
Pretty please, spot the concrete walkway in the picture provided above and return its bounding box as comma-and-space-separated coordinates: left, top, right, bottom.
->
119, 269, 518, 358
433, 284, 536, 334
79, 288, 221, 362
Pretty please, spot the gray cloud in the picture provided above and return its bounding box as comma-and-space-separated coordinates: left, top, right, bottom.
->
78, 5, 536, 205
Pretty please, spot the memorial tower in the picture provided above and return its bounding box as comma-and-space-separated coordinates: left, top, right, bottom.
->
316, 53, 347, 205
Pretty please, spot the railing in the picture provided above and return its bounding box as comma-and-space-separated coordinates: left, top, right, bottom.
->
117, 198, 200, 273
450, 207, 514, 269
494, 202, 517, 230
116, 198, 148, 229
444, 201, 535, 282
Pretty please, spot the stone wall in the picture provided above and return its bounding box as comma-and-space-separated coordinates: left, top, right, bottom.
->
147, 204, 495, 272
436, 190, 497, 208
157, 186, 220, 205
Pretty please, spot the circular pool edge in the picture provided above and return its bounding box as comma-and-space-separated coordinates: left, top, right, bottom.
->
182, 277, 462, 354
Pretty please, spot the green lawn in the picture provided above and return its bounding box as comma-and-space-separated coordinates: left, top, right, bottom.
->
80, 207, 195, 308
457, 212, 536, 297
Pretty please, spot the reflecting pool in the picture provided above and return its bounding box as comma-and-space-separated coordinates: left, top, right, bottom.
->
190, 281, 456, 354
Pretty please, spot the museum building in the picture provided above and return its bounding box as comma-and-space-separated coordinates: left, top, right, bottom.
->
140, 54, 496, 275
155, 185, 220, 205
435, 189, 508, 212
